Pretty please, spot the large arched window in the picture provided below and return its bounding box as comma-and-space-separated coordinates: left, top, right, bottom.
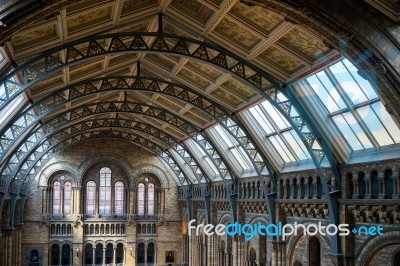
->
86, 181, 96, 215
99, 167, 112, 215
115, 182, 124, 216
84, 166, 126, 217
309, 236, 321, 266
51, 175, 73, 217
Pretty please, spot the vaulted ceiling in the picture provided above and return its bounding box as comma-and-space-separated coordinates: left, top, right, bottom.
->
0, 0, 399, 196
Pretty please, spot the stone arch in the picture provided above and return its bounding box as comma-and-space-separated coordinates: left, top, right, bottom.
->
131, 164, 170, 189
357, 231, 400, 266
218, 213, 233, 225
286, 222, 333, 266
78, 155, 134, 187
37, 161, 79, 187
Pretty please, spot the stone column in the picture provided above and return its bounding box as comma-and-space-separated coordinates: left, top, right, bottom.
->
113, 247, 117, 266
378, 171, 386, 199
92, 247, 95, 266
393, 171, 400, 199
103, 247, 106, 265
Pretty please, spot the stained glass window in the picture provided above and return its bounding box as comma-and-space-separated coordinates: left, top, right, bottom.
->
99, 167, 112, 215
53, 181, 61, 215
63, 181, 72, 215
115, 182, 124, 216
147, 183, 155, 215
86, 181, 96, 215
137, 183, 145, 216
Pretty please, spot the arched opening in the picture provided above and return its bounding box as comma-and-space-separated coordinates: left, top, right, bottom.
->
394, 249, 400, 266
309, 236, 320, 266
259, 235, 266, 266
248, 247, 256, 266
147, 243, 155, 264
385, 169, 394, 199
61, 244, 71, 266
106, 243, 113, 264
358, 172, 366, 199
95, 243, 103, 265
116, 243, 124, 264
84, 244, 93, 265
51, 244, 60, 266
371, 170, 379, 198
294, 261, 302, 266
137, 243, 145, 264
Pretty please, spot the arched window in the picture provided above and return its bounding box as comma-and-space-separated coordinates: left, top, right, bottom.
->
138, 183, 145, 216
116, 243, 124, 264
86, 181, 96, 215
147, 243, 155, 263
394, 250, 400, 266
53, 181, 61, 216
85, 244, 93, 265
148, 183, 155, 215
137, 243, 145, 263
99, 167, 112, 215
51, 244, 60, 266
115, 182, 124, 216
106, 243, 113, 264
63, 182, 72, 215
95, 243, 103, 265
62, 244, 71, 266
309, 236, 320, 266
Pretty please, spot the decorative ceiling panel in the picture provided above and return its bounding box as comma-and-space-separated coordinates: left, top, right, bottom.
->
230, 2, 284, 35
145, 54, 177, 72
120, 0, 159, 17
169, 0, 214, 26
182, 111, 209, 127
67, 5, 113, 35
210, 87, 244, 108
155, 96, 185, 113
176, 68, 211, 90
164, 125, 186, 139
278, 27, 330, 61
220, 77, 258, 100
214, 17, 261, 51
185, 60, 222, 81
11, 23, 59, 52
259, 46, 304, 74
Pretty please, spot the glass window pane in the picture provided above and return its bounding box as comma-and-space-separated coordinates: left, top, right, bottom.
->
332, 114, 364, 150
249, 105, 274, 134
282, 130, 310, 160
371, 102, 400, 143
86, 181, 96, 215
64, 181, 71, 215
342, 58, 378, 100
137, 183, 145, 216
342, 112, 374, 149
115, 182, 124, 216
268, 135, 293, 162
53, 181, 61, 215
315, 71, 347, 110
357, 105, 394, 146
261, 101, 290, 130
147, 183, 155, 215
99, 167, 112, 215
306, 75, 340, 113
330, 61, 368, 105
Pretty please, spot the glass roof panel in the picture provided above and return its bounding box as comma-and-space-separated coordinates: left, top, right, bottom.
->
371, 102, 400, 143
329, 61, 368, 105
261, 101, 290, 130
357, 105, 394, 146
213, 125, 254, 170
